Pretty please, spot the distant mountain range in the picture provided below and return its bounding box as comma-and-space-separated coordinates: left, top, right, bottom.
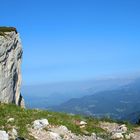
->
22, 77, 140, 123
50, 78, 140, 123
22, 77, 134, 108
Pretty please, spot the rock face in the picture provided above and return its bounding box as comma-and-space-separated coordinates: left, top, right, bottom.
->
0, 29, 24, 106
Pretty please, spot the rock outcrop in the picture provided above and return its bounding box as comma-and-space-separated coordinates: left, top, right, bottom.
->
0, 27, 24, 107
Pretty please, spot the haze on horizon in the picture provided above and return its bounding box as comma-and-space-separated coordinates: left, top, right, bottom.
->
1, 0, 140, 85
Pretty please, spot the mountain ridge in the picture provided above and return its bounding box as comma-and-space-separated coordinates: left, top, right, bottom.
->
50, 78, 140, 123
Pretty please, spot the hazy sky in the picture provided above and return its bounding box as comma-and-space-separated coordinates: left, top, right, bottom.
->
1, 0, 140, 85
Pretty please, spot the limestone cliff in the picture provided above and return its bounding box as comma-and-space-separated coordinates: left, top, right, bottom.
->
0, 27, 24, 107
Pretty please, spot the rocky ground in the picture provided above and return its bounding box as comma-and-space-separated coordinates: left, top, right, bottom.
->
29, 119, 103, 140
0, 118, 140, 140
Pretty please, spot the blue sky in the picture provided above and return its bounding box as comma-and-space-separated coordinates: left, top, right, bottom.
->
1, 0, 140, 85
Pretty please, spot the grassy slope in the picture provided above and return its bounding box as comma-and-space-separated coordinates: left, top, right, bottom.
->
0, 104, 136, 139
0, 104, 106, 139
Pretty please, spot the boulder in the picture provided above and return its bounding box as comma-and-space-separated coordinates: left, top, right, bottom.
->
125, 134, 131, 139
49, 125, 69, 136
49, 132, 62, 140
0, 130, 8, 140
80, 121, 87, 125
91, 132, 97, 138
117, 124, 127, 134
111, 132, 124, 139
7, 118, 15, 123
8, 128, 17, 139
33, 119, 49, 130
79, 121, 87, 128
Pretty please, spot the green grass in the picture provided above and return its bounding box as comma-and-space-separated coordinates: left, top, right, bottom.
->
0, 103, 137, 140
0, 27, 17, 32
0, 103, 109, 139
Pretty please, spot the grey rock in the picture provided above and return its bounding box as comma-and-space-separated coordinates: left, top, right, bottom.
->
8, 128, 17, 139
125, 134, 131, 139
30, 124, 103, 140
117, 124, 127, 134
111, 132, 124, 139
0, 31, 24, 107
7, 118, 15, 123
12, 128, 17, 136
48, 132, 62, 140
0, 130, 8, 140
49, 125, 69, 135
33, 119, 49, 130
79, 121, 87, 125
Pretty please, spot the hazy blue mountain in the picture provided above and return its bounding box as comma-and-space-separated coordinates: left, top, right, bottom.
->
22, 77, 134, 108
50, 78, 140, 123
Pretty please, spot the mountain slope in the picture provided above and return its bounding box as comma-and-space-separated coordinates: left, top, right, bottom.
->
23, 78, 134, 108
51, 78, 140, 123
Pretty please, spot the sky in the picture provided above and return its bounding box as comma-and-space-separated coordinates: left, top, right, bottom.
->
1, 0, 140, 85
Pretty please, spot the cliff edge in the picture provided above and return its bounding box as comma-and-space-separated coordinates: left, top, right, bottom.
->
0, 27, 24, 107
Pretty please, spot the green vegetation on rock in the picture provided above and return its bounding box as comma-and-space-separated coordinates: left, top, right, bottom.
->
0, 27, 17, 36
